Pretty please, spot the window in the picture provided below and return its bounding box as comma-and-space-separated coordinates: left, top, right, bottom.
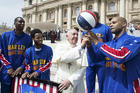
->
29, 0, 32, 5
50, 11, 54, 20
88, 5, 93, 11
133, 0, 138, 8
63, 9, 67, 18
72, 18, 76, 24
27, 15, 31, 23
108, 2, 115, 12
39, 15, 42, 22
75, 7, 80, 16
63, 22, 67, 25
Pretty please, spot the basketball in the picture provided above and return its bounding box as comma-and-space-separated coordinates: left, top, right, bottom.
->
76, 10, 98, 30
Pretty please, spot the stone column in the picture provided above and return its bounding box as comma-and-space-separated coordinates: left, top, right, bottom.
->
32, 13, 36, 23
42, 9, 47, 22
100, 0, 105, 24
129, 0, 133, 10
82, 0, 87, 11
24, 15, 28, 24
58, 5, 62, 28
119, 0, 125, 17
125, 0, 129, 21
55, 7, 58, 24
93, 0, 98, 12
67, 4, 72, 29
139, 0, 140, 8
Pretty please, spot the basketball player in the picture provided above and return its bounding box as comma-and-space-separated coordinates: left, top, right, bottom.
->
22, 29, 53, 81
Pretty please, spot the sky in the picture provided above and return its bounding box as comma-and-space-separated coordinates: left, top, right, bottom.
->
0, 0, 24, 27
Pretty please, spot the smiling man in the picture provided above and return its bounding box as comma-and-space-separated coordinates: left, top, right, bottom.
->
52, 29, 88, 93
22, 29, 53, 81
0, 17, 32, 93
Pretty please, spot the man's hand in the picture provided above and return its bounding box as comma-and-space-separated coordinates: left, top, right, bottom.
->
21, 72, 30, 79
81, 36, 91, 48
12, 67, 23, 77
86, 31, 101, 45
29, 72, 39, 79
7, 68, 14, 76
58, 79, 71, 92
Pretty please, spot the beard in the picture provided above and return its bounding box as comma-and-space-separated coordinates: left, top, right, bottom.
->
112, 28, 122, 35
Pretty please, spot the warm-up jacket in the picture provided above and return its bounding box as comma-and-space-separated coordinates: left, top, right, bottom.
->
0, 30, 32, 85
24, 44, 53, 80
94, 32, 140, 93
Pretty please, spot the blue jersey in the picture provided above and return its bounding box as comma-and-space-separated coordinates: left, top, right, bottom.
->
96, 32, 140, 93
83, 23, 113, 93
83, 23, 113, 66
1, 30, 32, 70
24, 44, 53, 80
0, 36, 3, 72
0, 36, 12, 78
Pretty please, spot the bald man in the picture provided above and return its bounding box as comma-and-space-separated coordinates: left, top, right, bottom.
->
84, 16, 140, 93
52, 29, 88, 93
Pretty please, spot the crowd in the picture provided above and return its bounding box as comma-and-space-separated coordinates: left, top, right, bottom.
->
0, 11, 140, 93
42, 30, 61, 41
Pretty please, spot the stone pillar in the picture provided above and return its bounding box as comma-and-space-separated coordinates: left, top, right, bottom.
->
67, 4, 72, 29
42, 9, 47, 22
93, 0, 98, 12
35, 12, 38, 23
55, 7, 58, 24
125, 0, 129, 21
82, 0, 87, 11
139, 0, 140, 8
100, 0, 105, 24
119, 0, 125, 17
32, 13, 36, 23
129, 0, 133, 10
128, 0, 133, 21
24, 15, 28, 24
58, 5, 62, 28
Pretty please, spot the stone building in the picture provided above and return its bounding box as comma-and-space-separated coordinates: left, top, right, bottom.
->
22, 0, 140, 30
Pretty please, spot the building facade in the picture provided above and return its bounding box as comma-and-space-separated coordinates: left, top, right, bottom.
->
22, 0, 140, 30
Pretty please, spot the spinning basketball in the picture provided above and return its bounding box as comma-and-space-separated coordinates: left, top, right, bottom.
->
76, 10, 98, 30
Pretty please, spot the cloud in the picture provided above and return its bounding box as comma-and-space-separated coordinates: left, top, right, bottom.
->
0, 0, 24, 27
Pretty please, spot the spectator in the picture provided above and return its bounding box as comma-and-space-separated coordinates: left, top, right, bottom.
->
51, 31, 56, 43
25, 26, 31, 35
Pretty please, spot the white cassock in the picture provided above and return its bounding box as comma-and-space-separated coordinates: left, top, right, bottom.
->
52, 41, 87, 93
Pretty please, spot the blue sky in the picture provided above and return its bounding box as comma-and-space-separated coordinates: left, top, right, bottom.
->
0, 0, 24, 27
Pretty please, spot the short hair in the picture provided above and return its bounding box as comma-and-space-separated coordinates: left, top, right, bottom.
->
14, 17, 24, 24
30, 29, 42, 38
118, 17, 127, 25
66, 29, 78, 35
93, 11, 100, 20
73, 27, 79, 32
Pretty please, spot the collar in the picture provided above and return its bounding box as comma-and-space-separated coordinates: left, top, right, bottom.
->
66, 41, 77, 48
12, 30, 25, 38
35, 47, 42, 51
113, 32, 128, 41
